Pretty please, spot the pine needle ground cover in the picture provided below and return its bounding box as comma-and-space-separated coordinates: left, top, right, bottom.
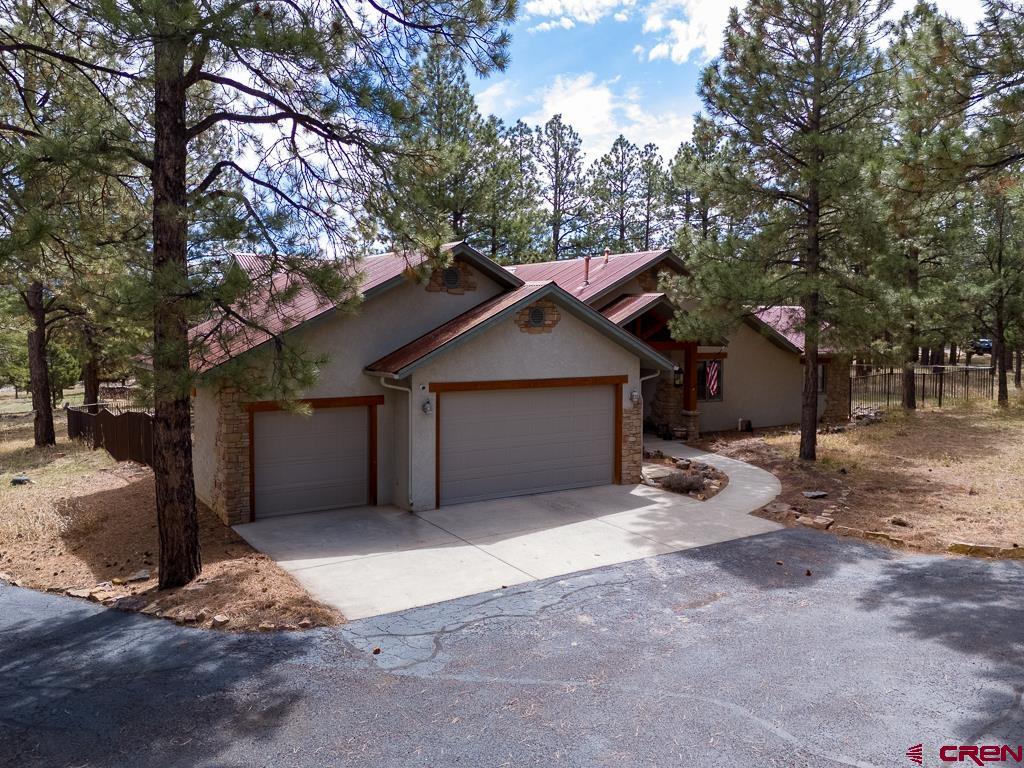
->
0, 406, 341, 631
702, 399, 1024, 554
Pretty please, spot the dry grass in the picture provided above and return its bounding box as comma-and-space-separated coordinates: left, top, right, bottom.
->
0, 412, 342, 631
699, 396, 1024, 553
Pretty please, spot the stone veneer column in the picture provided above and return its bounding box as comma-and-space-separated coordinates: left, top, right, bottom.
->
620, 400, 643, 483
822, 356, 851, 423
210, 385, 251, 525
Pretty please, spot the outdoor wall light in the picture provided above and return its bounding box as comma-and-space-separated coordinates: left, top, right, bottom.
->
630, 389, 640, 403
421, 399, 433, 414
673, 367, 683, 387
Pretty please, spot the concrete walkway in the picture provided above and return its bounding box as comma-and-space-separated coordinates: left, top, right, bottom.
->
236, 438, 782, 619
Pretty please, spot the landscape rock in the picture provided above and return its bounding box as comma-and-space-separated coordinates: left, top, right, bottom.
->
891, 516, 911, 527
10, 474, 31, 486
67, 588, 93, 599
126, 569, 150, 582
211, 614, 231, 628
802, 490, 829, 499
947, 541, 1024, 559
297, 618, 314, 629
258, 621, 276, 632
88, 590, 119, 603
831, 525, 863, 537
796, 515, 833, 530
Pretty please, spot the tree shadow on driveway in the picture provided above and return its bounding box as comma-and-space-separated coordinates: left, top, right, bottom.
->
856, 554, 1024, 743
0, 590, 310, 768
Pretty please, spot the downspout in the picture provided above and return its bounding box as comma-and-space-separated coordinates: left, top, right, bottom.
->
379, 377, 414, 510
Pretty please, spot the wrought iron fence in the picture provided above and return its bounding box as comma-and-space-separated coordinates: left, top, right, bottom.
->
850, 367, 994, 411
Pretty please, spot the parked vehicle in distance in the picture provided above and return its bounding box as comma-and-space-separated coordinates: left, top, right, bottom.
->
971, 338, 993, 354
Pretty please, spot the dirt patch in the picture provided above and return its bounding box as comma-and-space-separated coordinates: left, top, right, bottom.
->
0, 412, 341, 631
696, 398, 1024, 555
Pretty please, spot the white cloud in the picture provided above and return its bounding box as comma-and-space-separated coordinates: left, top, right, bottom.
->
614, 10, 630, 21
523, 72, 694, 154
523, 0, 636, 26
529, 16, 576, 31
642, 0, 737, 63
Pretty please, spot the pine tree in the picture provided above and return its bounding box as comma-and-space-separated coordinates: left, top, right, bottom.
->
468, 117, 545, 263
878, 3, 972, 409
669, 116, 723, 248
533, 115, 588, 259
1, 0, 513, 588
391, 40, 487, 242
637, 143, 668, 251
966, 177, 1024, 406
589, 135, 643, 252
677, 0, 891, 461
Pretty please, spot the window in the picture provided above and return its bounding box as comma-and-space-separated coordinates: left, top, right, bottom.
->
528, 305, 546, 328
697, 359, 723, 402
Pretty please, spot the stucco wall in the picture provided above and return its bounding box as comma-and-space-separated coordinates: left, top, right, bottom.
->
192, 263, 505, 512
192, 384, 220, 508
409, 310, 642, 511
698, 323, 805, 432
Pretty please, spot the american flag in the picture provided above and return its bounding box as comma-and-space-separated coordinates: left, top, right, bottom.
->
706, 360, 720, 398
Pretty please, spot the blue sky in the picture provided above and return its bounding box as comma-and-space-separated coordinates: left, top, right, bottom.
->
471, 0, 986, 161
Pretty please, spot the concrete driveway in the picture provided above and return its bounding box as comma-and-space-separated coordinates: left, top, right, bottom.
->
3, 529, 1023, 768
234, 440, 781, 619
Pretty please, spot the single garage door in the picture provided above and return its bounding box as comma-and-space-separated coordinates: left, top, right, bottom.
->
253, 406, 368, 517
439, 385, 616, 505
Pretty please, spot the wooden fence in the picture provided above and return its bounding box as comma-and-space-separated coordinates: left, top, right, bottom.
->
67, 406, 154, 467
850, 367, 994, 411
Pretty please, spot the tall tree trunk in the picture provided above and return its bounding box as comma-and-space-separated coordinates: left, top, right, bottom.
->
902, 259, 918, 410
24, 281, 55, 446
152, 27, 201, 588
949, 342, 958, 366
1015, 349, 1022, 389
799, 191, 821, 461
994, 308, 1008, 406
82, 329, 100, 415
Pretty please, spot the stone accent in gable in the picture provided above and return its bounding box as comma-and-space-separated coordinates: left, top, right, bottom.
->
425, 261, 477, 295
621, 399, 643, 483
210, 385, 250, 526
515, 299, 561, 334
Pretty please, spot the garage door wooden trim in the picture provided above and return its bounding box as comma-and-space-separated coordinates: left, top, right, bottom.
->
429, 375, 627, 393
246, 395, 384, 521
432, 378, 625, 508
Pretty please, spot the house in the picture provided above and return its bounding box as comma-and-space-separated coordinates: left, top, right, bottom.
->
507, 250, 850, 435
191, 243, 674, 524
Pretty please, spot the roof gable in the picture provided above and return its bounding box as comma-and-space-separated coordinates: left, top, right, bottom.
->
505, 249, 685, 307
365, 282, 674, 379
192, 242, 521, 373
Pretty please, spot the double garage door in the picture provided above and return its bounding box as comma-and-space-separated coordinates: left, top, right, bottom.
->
250, 384, 619, 517
438, 385, 617, 506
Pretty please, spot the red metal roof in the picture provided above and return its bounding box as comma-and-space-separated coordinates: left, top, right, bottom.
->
191, 242, 518, 373
506, 250, 681, 305
752, 306, 834, 356
601, 293, 667, 325
365, 283, 551, 376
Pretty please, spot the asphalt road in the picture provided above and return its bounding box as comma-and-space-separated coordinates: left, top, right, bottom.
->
1, 528, 1022, 768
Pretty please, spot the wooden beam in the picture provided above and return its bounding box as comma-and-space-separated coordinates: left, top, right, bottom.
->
696, 351, 728, 360
614, 383, 622, 484
683, 341, 698, 412
246, 395, 385, 412
429, 375, 628, 393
